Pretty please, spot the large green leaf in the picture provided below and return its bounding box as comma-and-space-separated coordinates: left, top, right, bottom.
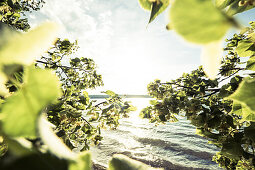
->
149, 0, 169, 24
0, 22, 59, 65
235, 40, 255, 57
108, 154, 163, 170
227, 77, 255, 113
170, 0, 232, 44
1, 67, 61, 137
69, 152, 91, 170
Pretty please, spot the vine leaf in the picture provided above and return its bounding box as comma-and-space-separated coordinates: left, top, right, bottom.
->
227, 77, 255, 114
2, 67, 62, 137
201, 40, 223, 79
108, 154, 163, 170
0, 22, 59, 65
149, 0, 170, 24
170, 0, 232, 44
235, 40, 255, 57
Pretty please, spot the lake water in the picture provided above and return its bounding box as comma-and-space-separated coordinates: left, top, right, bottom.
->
90, 99, 221, 170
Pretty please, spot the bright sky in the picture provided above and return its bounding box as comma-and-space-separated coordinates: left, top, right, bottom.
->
28, 0, 255, 94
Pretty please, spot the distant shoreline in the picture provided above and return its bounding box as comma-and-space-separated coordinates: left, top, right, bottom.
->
89, 95, 152, 99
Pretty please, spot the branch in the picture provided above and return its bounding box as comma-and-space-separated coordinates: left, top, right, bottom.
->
81, 116, 93, 128
35, 60, 92, 73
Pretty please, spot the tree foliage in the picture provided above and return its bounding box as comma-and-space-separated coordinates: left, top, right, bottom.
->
138, 0, 255, 168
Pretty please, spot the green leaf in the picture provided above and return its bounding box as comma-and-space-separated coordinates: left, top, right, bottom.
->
170, 0, 232, 44
221, 142, 243, 160
235, 40, 255, 57
227, 1, 255, 16
108, 154, 163, 170
104, 90, 116, 96
69, 152, 91, 170
138, 0, 153, 11
227, 77, 255, 113
231, 101, 255, 121
246, 56, 255, 71
2, 67, 62, 137
0, 22, 59, 65
149, 0, 169, 24
215, 0, 235, 9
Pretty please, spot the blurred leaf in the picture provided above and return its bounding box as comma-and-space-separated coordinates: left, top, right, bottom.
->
201, 40, 223, 79
170, 0, 232, 44
69, 152, 91, 170
149, 0, 169, 24
227, 77, 255, 113
0, 152, 68, 170
0, 22, 59, 65
108, 154, 163, 170
38, 115, 77, 160
2, 67, 61, 137
235, 40, 255, 57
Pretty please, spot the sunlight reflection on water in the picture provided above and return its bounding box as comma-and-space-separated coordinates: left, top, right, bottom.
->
91, 98, 222, 170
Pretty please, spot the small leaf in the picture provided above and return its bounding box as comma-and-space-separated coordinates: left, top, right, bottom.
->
149, 0, 170, 24
138, 0, 153, 11
104, 90, 116, 96
108, 154, 163, 170
0, 22, 59, 65
2, 67, 62, 137
170, 0, 232, 44
227, 77, 255, 113
201, 40, 223, 79
235, 40, 255, 57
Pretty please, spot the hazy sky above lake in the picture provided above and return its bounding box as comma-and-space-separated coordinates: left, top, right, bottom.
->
28, 0, 255, 94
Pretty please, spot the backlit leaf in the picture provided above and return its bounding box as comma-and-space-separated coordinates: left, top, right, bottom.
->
227, 77, 255, 113
0, 22, 59, 65
170, 0, 232, 44
138, 0, 153, 11
149, 0, 169, 24
2, 67, 61, 137
235, 40, 255, 57
246, 56, 255, 71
